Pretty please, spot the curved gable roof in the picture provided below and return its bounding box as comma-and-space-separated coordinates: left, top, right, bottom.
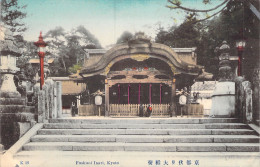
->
81, 34, 203, 77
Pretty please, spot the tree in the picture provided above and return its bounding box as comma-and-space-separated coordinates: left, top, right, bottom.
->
45, 27, 68, 75
0, 0, 27, 38
165, 0, 259, 80
116, 31, 133, 44
68, 64, 82, 74
167, 0, 234, 23
155, 26, 175, 47
75, 25, 102, 49
16, 41, 38, 82
43, 25, 102, 76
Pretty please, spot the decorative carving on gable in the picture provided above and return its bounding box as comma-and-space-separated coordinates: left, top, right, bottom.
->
130, 54, 150, 61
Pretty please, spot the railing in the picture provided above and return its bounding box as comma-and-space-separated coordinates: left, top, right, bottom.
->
109, 104, 170, 117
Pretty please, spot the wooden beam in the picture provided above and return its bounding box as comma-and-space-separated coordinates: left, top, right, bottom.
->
108, 70, 170, 78
170, 79, 176, 117
108, 78, 172, 86
105, 81, 109, 117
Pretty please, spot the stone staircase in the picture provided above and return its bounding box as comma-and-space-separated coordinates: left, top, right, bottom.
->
16, 118, 260, 153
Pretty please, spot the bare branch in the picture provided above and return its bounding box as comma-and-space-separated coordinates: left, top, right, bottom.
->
167, 0, 229, 13
189, 5, 227, 24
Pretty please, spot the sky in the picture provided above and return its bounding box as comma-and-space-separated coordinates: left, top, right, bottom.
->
19, 0, 221, 48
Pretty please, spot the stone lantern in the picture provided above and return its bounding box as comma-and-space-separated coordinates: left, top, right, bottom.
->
0, 26, 21, 98
210, 41, 235, 117
0, 25, 35, 150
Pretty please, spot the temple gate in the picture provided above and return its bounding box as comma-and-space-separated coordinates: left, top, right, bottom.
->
80, 33, 203, 117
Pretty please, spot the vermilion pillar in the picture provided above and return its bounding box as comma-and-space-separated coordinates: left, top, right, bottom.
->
149, 84, 152, 104
118, 84, 120, 104
39, 53, 45, 89
160, 84, 162, 104
34, 32, 47, 90
128, 84, 130, 104
138, 84, 141, 104
238, 52, 242, 76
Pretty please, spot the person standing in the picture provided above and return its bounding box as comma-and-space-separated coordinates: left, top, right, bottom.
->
147, 104, 152, 117
71, 102, 77, 117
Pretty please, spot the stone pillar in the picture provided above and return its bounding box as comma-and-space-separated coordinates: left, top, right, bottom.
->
52, 82, 57, 118
43, 83, 50, 120
105, 79, 109, 117
38, 90, 45, 123
46, 79, 54, 119
242, 81, 253, 123
56, 81, 62, 118
42, 84, 48, 121
234, 76, 245, 119
252, 67, 260, 125
170, 79, 176, 117
211, 41, 235, 117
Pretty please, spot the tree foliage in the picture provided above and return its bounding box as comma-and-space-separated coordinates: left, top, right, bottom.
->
0, 0, 27, 37
43, 25, 102, 76
157, 0, 259, 79
116, 31, 133, 44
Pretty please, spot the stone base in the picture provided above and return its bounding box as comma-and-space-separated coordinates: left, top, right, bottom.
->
0, 97, 25, 105
0, 103, 35, 149
0, 91, 21, 98
0, 121, 32, 150
211, 82, 235, 117
0, 144, 4, 152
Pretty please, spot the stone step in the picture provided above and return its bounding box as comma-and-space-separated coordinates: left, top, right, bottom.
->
22, 142, 260, 152
49, 118, 239, 124
0, 98, 25, 105
37, 129, 255, 135
43, 123, 248, 129
0, 105, 27, 113
11, 151, 260, 167
31, 135, 260, 143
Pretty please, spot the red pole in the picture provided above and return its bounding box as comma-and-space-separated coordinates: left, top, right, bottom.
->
160, 84, 162, 104
128, 84, 130, 104
39, 52, 45, 90
149, 84, 152, 104
138, 84, 141, 104
34, 32, 47, 90
118, 84, 120, 104
237, 51, 242, 76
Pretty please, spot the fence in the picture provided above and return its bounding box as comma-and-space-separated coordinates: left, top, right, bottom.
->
109, 104, 170, 117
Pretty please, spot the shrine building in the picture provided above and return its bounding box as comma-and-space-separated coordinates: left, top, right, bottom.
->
79, 33, 204, 117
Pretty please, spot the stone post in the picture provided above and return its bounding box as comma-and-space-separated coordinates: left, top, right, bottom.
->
56, 81, 62, 118
43, 84, 49, 121
252, 67, 260, 125
43, 84, 50, 120
211, 41, 235, 117
242, 81, 253, 123
46, 79, 54, 118
234, 76, 245, 119
38, 90, 45, 123
52, 81, 57, 118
